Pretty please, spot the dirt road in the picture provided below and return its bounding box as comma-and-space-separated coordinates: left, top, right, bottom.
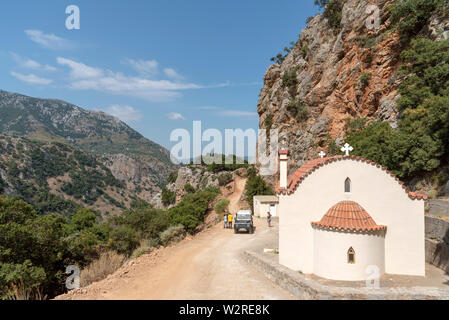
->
97, 219, 293, 300
227, 174, 246, 213
58, 175, 294, 300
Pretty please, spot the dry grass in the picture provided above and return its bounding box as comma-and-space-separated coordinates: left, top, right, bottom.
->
80, 251, 126, 287
160, 225, 186, 246
132, 239, 156, 259
7, 281, 47, 300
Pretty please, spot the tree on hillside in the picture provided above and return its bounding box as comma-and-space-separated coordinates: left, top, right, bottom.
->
214, 199, 230, 214
314, 0, 328, 8
244, 166, 274, 212
0, 197, 68, 299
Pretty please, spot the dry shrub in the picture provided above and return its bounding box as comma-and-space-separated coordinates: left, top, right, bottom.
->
80, 251, 126, 287
132, 239, 157, 259
160, 225, 186, 246
132, 246, 150, 259
7, 281, 46, 300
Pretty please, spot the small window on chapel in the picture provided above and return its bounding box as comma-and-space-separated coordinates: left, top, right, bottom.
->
348, 247, 355, 264
345, 178, 351, 193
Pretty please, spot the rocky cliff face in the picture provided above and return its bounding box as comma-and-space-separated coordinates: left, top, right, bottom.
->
257, 0, 448, 183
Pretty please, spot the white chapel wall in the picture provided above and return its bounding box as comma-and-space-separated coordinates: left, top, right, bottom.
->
279, 159, 425, 276
313, 228, 385, 281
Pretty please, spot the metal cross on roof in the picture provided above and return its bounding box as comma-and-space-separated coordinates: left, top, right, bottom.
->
341, 143, 354, 156
319, 151, 326, 158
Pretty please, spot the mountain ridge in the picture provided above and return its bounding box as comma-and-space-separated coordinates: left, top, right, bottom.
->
0, 89, 178, 210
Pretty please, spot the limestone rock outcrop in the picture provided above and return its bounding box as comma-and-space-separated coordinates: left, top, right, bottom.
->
257, 0, 448, 186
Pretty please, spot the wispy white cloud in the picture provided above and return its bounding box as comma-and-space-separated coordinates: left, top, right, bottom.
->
166, 112, 186, 120
11, 71, 53, 85
102, 105, 143, 123
164, 68, 184, 80
10, 52, 56, 71
126, 59, 159, 77
56, 57, 217, 101
25, 30, 71, 50
57, 57, 103, 79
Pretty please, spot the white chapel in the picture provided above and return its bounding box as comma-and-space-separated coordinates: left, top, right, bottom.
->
275, 146, 427, 281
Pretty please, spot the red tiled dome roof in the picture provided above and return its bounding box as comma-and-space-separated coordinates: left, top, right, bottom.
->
275, 155, 428, 200
311, 201, 387, 232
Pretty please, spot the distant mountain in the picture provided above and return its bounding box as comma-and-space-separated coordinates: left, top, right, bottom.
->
0, 90, 169, 158
0, 90, 178, 210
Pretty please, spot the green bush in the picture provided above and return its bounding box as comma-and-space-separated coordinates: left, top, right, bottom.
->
203, 154, 248, 173
287, 99, 309, 122
217, 173, 233, 186
107, 226, 140, 255
281, 68, 298, 95
0, 261, 46, 300
357, 35, 378, 49
270, 53, 286, 65
0, 197, 70, 299
184, 183, 195, 193
314, 0, 328, 7
168, 188, 219, 233
69, 208, 97, 232
161, 187, 176, 206
344, 117, 368, 134
397, 38, 449, 111
214, 199, 230, 214
264, 113, 274, 129
390, 0, 445, 42
244, 166, 274, 211
323, 0, 342, 30
359, 72, 372, 88
270, 41, 296, 64
0, 176, 5, 194
110, 206, 170, 241
167, 171, 178, 184
301, 45, 308, 59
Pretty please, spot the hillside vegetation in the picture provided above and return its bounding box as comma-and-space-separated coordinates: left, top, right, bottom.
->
0, 135, 140, 216
0, 185, 220, 299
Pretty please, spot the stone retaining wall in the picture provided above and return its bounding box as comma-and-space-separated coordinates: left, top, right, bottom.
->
243, 250, 449, 300
425, 215, 449, 272
426, 215, 449, 242
428, 200, 449, 217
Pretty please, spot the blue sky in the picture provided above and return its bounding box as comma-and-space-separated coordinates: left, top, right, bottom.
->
0, 0, 319, 156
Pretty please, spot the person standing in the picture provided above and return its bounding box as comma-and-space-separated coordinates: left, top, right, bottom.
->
228, 213, 233, 229
224, 213, 228, 228
267, 211, 272, 228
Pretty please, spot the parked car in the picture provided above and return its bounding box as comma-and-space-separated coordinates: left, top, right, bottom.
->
234, 210, 254, 234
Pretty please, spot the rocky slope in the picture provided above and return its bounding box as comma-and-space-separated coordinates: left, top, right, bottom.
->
0, 90, 177, 203
156, 164, 243, 208
257, 0, 449, 184
0, 135, 147, 216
